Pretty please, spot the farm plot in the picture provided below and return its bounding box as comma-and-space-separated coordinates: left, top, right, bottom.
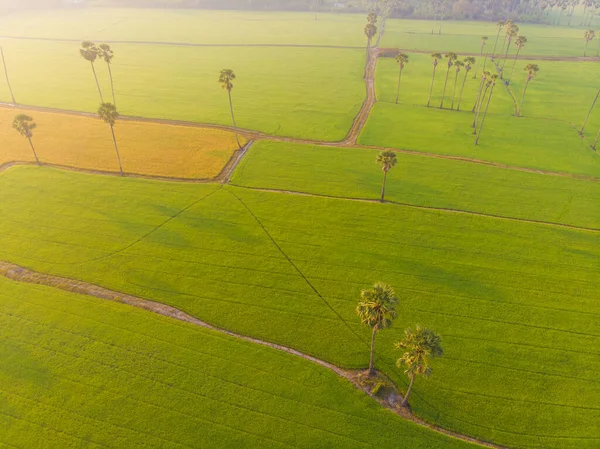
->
0, 107, 242, 179
0, 276, 480, 449
230, 140, 600, 230
0, 167, 598, 449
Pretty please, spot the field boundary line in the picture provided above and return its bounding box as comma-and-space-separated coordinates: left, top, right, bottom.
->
229, 185, 600, 233
0, 260, 509, 449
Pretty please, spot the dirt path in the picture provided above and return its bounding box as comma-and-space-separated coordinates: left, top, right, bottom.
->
0, 260, 508, 449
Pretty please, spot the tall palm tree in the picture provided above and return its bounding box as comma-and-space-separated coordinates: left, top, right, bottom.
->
580, 87, 600, 134
80, 41, 104, 103
395, 52, 409, 104
584, 29, 596, 56
473, 36, 488, 79
457, 57, 475, 111
475, 74, 499, 145
492, 20, 506, 58
12, 114, 40, 165
364, 14, 378, 66
97, 43, 116, 106
473, 71, 493, 131
472, 70, 489, 114
218, 69, 242, 149
450, 60, 464, 110
395, 326, 443, 407
376, 150, 397, 202
519, 64, 540, 117
440, 52, 458, 109
97, 102, 123, 175
498, 19, 513, 59
427, 53, 442, 107
1, 46, 16, 104
356, 282, 398, 377
508, 35, 528, 83
501, 24, 519, 73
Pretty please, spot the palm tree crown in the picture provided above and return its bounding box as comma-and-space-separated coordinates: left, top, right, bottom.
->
98, 102, 119, 126
396, 52, 409, 69
12, 114, 36, 138
431, 52, 442, 67
356, 282, 398, 330
219, 69, 236, 92
80, 40, 98, 63
376, 150, 397, 173
525, 63, 540, 81
464, 56, 476, 71
396, 326, 443, 378
445, 52, 458, 67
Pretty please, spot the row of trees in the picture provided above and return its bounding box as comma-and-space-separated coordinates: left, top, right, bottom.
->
356, 282, 443, 407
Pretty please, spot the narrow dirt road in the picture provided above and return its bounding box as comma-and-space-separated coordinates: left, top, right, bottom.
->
0, 260, 509, 449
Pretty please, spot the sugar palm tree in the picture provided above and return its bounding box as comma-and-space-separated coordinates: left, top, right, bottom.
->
501, 24, 519, 73
12, 114, 40, 165
356, 282, 398, 377
492, 20, 505, 58
584, 30, 596, 56
472, 70, 489, 115
580, 87, 600, 134
473, 71, 493, 131
364, 21, 378, 65
427, 53, 442, 107
97, 43, 116, 106
519, 64, 540, 117
473, 36, 488, 79
219, 69, 242, 149
395, 52, 409, 104
450, 60, 464, 110
395, 326, 443, 407
457, 57, 475, 111
1, 46, 16, 104
97, 102, 123, 175
376, 150, 397, 202
80, 41, 104, 102
475, 74, 499, 145
440, 52, 458, 109
508, 35, 528, 84
498, 19, 513, 59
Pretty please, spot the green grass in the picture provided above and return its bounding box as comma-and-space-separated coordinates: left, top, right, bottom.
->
358, 55, 600, 176
0, 39, 364, 141
1, 166, 599, 449
0, 276, 480, 449
231, 140, 600, 229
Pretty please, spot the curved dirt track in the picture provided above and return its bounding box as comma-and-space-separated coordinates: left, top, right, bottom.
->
0, 260, 508, 449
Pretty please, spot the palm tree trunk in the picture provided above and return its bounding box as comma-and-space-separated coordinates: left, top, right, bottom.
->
593, 128, 600, 150
427, 65, 437, 107
451, 70, 459, 110
519, 79, 531, 117
401, 374, 415, 406
440, 66, 451, 109
91, 62, 104, 103
482, 52, 489, 72
501, 42, 512, 72
475, 84, 495, 145
492, 28, 502, 57
368, 326, 377, 376
584, 41, 589, 57
109, 124, 123, 175
597, 35, 600, 57
473, 84, 490, 131
107, 62, 116, 107
473, 44, 484, 78
507, 48, 521, 83
472, 76, 486, 113
457, 71, 469, 111
1, 46, 16, 104
395, 68, 403, 104
581, 88, 600, 134
28, 137, 40, 165
499, 34, 508, 59
227, 90, 242, 149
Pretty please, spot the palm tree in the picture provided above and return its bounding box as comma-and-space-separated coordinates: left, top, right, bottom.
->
97, 43, 116, 106
580, 87, 600, 134
12, 114, 40, 165
427, 53, 442, 107
584, 30, 596, 56
450, 60, 464, 110
395, 52, 409, 104
472, 70, 489, 114
440, 52, 458, 109
395, 326, 443, 407
473, 36, 488, 79
1, 46, 16, 104
364, 22, 378, 66
475, 74, 499, 145
356, 282, 398, 377
498, 19, 513, 59
473, 71, 493, 131
519, 64, 540, 117
501, 24, 519, 73
376, 150, 397, 202
492, 20, 506, 58
97, 102, 123, 175
457, 57, 475, 111
218, 69, 242, 149
508, 35, 528, 83
80, 41, 104, 103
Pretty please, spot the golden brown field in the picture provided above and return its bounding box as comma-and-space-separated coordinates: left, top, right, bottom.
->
0, 107, 244, 179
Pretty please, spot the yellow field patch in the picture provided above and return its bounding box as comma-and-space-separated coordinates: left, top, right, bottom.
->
0, 106, 244, 179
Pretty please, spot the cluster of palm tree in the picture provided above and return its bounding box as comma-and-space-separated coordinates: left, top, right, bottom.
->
364, 12, 379, 67
580, 87, 600, 149
491, 20, 528, 83
426, 52, 476, 111
356, 282, 443, 407
79, 41, 117, 105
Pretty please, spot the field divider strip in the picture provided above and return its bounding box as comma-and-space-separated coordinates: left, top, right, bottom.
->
0, 259, 510, 449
